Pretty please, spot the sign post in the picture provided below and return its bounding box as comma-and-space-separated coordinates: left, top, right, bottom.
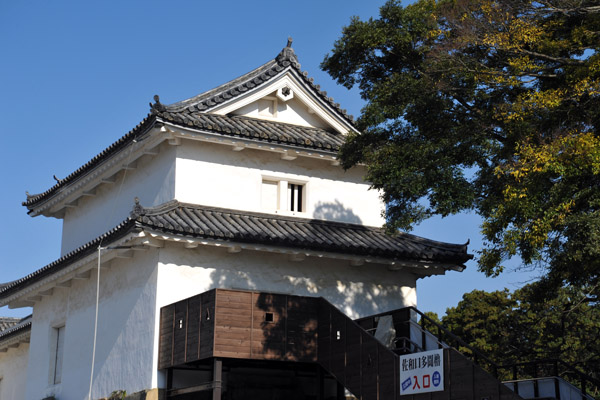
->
399, 349, 444, 395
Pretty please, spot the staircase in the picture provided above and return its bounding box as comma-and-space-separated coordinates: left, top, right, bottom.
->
347, 305, 599, 400
316, 298, 520, 400
159, 289, 598, 400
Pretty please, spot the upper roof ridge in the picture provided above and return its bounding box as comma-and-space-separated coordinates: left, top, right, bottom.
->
150, 38, 354, 124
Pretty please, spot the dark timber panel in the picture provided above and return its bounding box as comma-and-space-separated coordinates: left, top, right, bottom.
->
199, 290, 215, 360
158, 304, 174, 370
330, 307, 347, 384
252, 292, 287, 359
159, 289, 523, 400
214, 290, 252, 359
378, 341, 396, 400
317, 301, 332, 371
345, 320, 361, 394
360, 333, 378, 400
286, 295, 318, 362
186, 294, 201, 363
173, 300, 187, 366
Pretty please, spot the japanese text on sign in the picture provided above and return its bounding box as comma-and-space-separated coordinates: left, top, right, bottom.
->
399, 349, 444, 395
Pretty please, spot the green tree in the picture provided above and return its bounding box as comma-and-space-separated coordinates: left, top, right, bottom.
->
322, 0, 600, 297
441, 284, 600, 383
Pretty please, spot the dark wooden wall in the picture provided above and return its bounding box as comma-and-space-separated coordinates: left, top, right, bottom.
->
159, 289, 318, 368
158, 290, 215, 369
317, 297, 398, 400
160, 289, 523, 400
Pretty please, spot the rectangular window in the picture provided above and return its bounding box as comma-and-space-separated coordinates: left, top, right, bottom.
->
261, 179, 305, 213
53, 326, 65, 384
288, 183, 303, 212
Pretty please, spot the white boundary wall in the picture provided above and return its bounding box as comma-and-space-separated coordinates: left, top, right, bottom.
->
0, 342, 29, 400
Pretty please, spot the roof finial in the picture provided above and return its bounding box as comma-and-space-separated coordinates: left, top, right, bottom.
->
149, 94, 166, 114
277, 38, 300, 69
130, 196, 146, 218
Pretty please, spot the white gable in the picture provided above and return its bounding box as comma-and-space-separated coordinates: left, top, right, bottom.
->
210, 72, 352, 134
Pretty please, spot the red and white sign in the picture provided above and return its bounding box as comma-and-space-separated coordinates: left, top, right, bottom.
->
399, 349, 444, 395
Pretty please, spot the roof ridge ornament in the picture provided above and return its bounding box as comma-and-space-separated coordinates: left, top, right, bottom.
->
130, 197, 146, 219
276, 37, 300, 69
149, 94, 166, 114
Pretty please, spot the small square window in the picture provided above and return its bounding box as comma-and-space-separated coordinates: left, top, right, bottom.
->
265, 312, 274, 322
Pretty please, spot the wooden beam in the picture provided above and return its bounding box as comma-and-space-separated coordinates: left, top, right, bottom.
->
81, 190, 96, 197
101, 176, 116, 184
169, 381, 218, 397
281, 152, 297, 161
184, 242, 199, 249
56, 280, 72, 288
143, 148, 160, 156
232, 145, 245, 152
64, 200, 78, 208
141, 237, 164, 248
289, 253, 305, 262
227, 245, 241, 254
8, 300, 35, 308
350, 259, 365, 267
115, 250, 134, 259
39, 288, 54, 297
74, 270, 91, 280
122, 162, 137, 170
26, 295, 42, 303
168, 137, 181, 146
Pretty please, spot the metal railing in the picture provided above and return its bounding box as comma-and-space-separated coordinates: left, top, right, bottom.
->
356, 306, 599, 400
498, 360, 600, 400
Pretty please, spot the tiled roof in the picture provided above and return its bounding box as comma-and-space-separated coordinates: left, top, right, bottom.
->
0, 218, 139, 299
0, 315, 32, 343
135, 202, 472, 264
24, 42, 351, 211
1, 202, 472, 301
0, 317, 21, 332
23, 114, 157, 209
155, 39, 355, 123
155, 113, 345, 151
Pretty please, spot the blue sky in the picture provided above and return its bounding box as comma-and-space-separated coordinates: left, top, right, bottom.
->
0, 0, 538, 318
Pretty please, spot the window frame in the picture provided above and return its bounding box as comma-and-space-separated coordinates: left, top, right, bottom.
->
261, 176, 307, 215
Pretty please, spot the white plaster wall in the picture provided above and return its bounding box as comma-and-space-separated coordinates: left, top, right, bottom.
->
154, 242, 417, 387
61, 145, 176, 256
233, 95, 330, 129
156, 242, 417, 321
175, 141, 385, 226
0, 342, 29, 400
24, 249, 160, 400
21, 240, 416, 399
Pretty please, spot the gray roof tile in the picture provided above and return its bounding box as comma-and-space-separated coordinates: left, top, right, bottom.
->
157, 113, 345, 151
135, 201, 472, 264
0, 316, 32, 343
2, 202, 472, 301
0, 317, 21, 332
